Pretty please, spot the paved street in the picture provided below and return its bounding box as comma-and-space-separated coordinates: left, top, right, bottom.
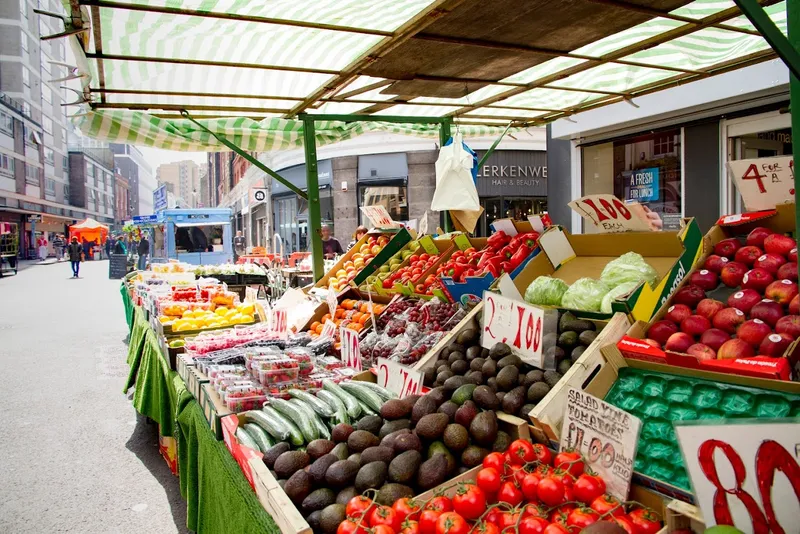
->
0, 260, 187, 533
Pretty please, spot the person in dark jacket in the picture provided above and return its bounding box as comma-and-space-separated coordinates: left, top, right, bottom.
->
137, 235, 150, 270
67, 237, 83, 278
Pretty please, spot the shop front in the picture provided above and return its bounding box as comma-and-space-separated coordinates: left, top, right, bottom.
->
271, 160, 333, 254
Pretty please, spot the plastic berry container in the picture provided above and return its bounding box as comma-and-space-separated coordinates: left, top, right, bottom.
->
225, 385, 267, 412
251, 356, 299, 372
257, 366, 299, 386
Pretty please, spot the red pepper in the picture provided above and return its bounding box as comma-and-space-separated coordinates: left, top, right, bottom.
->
509, 244, 533, 270
518, 232, 540, 248
500, 261, 513, 274
486, 231, 509, 248
477, 250, 495, 268
485, 262, 500, 278
446, 263, 466, 280
487, 256, 504, 272
500, 245, 514, 260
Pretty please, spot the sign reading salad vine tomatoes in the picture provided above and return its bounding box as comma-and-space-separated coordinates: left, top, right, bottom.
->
675, 420, 800, 534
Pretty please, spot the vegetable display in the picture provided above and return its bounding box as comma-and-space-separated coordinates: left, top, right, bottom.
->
438, 230, 539, 283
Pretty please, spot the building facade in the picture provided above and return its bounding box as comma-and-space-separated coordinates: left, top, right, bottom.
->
67, 150, 116, 227
114, 172, 131, 226
156, 160, 200, 208
110, 143, 155, 216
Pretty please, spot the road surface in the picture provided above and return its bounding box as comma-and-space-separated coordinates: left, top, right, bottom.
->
0, 260, 188, 533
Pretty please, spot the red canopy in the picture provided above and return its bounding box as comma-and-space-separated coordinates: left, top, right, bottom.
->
69, 218, 109, 244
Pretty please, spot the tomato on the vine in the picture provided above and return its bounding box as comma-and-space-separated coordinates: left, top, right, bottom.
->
474, 522, 500, 534
567, 507, 600, 530
628, 508, 662, 534
497, 481, 524, 506
607, 516, 637, 534
508, 439, 536, 465
394, 498, 422, 523
520, 472, 541, 501
435, 512, 469, 534
518, 516, 549, 534
511, 465, 527, 486
476, 467, 502, 494
542, 524, 569, 534
419, 510, 443, 534
531, 443, 553, 465
452, 483, 486, 520
484, 508, 503, 527
498, 511, 520, 532
590, 494, 624, 517
549, 510, 569, 528
553, 450, 584, 478
337, 519, 369, 534
425, 496, 453, 513
370, 506, 401, 531
346, 495, 373, 518
533, 464, 552, 477
573, 473, 606, 504
550, 469, 575, 488
483, 452, 506, 472
521, 504, 548, 520
372, 525, 396, 534
536, 476, 566, 507
399, 520, 421, 534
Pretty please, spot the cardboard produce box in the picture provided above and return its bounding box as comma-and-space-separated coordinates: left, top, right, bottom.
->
508, 219, 705, 321
221, 414, 263, 490
371, 235, 454, 298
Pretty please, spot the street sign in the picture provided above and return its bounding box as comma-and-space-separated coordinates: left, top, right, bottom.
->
27, 214, 42, 223
133, 214, 159, 225
251, 188, 267, 204
153, 184, 168, 212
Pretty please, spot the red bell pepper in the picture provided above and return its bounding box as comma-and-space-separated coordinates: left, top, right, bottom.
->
509, 244, 533, 270
477, 250, 494, 268
500, 261, 513, 274
486, 231, 509, 249
446, 263, 466, 280
500, 245, 514, 260
518, 232, 539, 248
487, 256, 504, 273
484, 262, 500, 278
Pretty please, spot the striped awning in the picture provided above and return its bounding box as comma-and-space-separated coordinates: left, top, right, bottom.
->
57, 0, 786, 152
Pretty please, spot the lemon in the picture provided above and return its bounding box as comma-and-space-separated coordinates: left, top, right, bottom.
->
215, 307, 228, 316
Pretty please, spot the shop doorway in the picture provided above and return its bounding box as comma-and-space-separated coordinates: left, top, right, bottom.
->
477, 196, 547, 236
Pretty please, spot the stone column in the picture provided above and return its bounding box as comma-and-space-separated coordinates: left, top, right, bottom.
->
332, 156, 358, 245
407, 150, 438, 234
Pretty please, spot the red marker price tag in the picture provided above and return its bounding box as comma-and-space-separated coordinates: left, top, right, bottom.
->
340, 327, 362, 370
271, 309, 287, 340
481, 291, 546, 367
327, 286, 338, 318
360, 205, 400, 229
376, 358, 423, 398
320, 319, 337, 341
569, 194, 652, 233
728, 156, 795, 211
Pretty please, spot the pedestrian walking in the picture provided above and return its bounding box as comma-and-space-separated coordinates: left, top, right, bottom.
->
104, 236, 113, 259
37, 235, 48, 261
233, 230, 246, 260
113, 237, 127, 255
137, 235, 150, 271
67, 237, 83, 278
52, 234, 65, 261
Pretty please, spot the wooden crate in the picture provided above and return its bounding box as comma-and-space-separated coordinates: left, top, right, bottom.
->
186, 365, 209, 400
199, 383, 233, 440
665, 500, 705, 533
177, 354, 195, 384
248, 458, 313, 534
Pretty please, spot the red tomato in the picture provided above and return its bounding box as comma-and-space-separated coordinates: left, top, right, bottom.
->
419, 510, 443, 534
419, 253, 430, 262
452, 484, 486, 520
534, 464, 552, 477
521, 504, 548, 520
498, 511, 520, 533
573, 474, 606, 504
394, 498, 422, 523
338, 519, 369, 534
508, 439, 535, 465
627, 508, 662, 534
497, 481, 524, 506
567, 507, 599, 530
435, 512, 469, 534
550, 469, 575, 488
476, 467, 502, 494
590, 494, 624, 517
511, 466, 527, 486
373, 526, 396, 534
531, 444, 552, 465
346, 496, 373, 518
520, 472, 541, 502
536, 476, 566, 507
543, 525, 569, 534
607, 516, 637, 534
425, 496, 452, 513
474, 522, 500, 534
485, 509, 503, 527
399, 520, 421, 534
370, 506, 401, 531
553, 450, 584, 478
549, 510, 569, 528
518, 516, 548, 534
483, 452, 506, 472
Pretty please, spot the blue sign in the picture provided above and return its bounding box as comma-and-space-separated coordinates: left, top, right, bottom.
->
133, 214, 159, 225
153, 184, 168, 212
625, 167, 659, 202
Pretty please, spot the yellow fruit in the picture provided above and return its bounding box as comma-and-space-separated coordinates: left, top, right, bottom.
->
182, 310, 193, 319
239, 304, 254, 315
241, 315, 254, 323
215, 307, 228, 316
159, 316, 170, 324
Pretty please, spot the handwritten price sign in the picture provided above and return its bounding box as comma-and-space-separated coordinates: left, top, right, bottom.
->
327, 286, 338, 318
271, 309, 287, 340
561, 388, 642, 500
360, 205, 401, 229
675, 420, 800, 534
728, 156, 795, 211
340, 327, 362, 370
569, 194, 652, 233
376, 358, 423, 398
481, 291, 546, 367
320, 319, 337, 341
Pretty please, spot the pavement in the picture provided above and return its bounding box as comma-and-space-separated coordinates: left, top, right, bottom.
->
0, 260, 189, 533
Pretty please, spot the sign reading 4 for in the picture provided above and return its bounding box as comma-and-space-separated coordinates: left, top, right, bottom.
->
728, 156, 794, 211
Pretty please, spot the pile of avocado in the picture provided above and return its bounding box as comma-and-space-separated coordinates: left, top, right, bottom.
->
265, 381, 509, 534
548, 312, 599, 375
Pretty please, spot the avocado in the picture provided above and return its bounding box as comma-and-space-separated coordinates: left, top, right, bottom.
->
437, 363, 451, 376
559, 311, 577, 332
544, 345, 565, 363
447, 351, 465, 365
330, 442, 349, 461
379, 419, 412, 438
454, 400, 479, 427
558, 359, 573, 375
435, 370, 453, 385
417, 454, 448, 490
376, 483, 415, 506
492, 431, 511, 453
360, 446, 395, 466
473, 385, 499, 410
274, 450, 310, 479
563, 317, 595, 333
489, 342, 512, 360
347, 453, 361, 464
426, 387, 447, 406
465, 345, 483, 361
427, 441, 457, 475
443, 375, 467, 393
307, 439, 336, 460
486, 377, 498, 391
308, 454, 339, 484
307, 510, 322, 533
325, 460, 360, 488
263, 442, 291, 469
402, 394, 422, 410
388, 450, 422, 484
355, 461, 388, 492
415, 413, 449, 440
423, 367, 436, 387
451, 383, 477, 405
450, 359, 469, 375
331, 424, 354, 443
448, 343, 466, 355
496, 365, 519, 391
570, 345, 586, 363
469, 411, 498, 446
498, 354, 522, 368
335, 487, 358, 506
464, 370, 484, 385
380, 399, 411, 421
348, 430, 380, 453
461, 445, 490, 467
544, 370, 562, 387
558, 331, 579, 350
437, 400, 458, 421
470, 357, 486, 372
302, 488, 336, 515
356, 415, 384, 434
481, 359, 497, 378
284, 469, 312, 504
411, 395, 438, 423
496, 392, 506, 404
393, 433, 422, 453
579, 330, 598, 346
502, 387, 525, 415
380, 428, 411, 450
443, 424, 469, 451
456, 328, 478, 346
319, 504, 347, 534
520, 404, 536, 419
528, 382, 551, 402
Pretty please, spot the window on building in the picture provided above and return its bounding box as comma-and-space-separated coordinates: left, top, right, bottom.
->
63, 183, 69, 200
653, 134, 676, 157
86, 162, 94, 178
0, 112, 13, 135
42, 116, 52, 134
43, 85, 52, 105
45, 178, 55, 194
358, 184, 408, 224
61, 127, 66, 142
62, 155, 68, 170
22, 67, 30, 88
21, 31, 28, 53
44, 148, 54, 165
20, 0, 28, 20
0, 155, 14, 176
21, 102, 31, 117
25, 164, 40, 185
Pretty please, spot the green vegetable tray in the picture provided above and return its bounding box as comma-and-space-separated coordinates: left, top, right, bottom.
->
604, 367, 800, 491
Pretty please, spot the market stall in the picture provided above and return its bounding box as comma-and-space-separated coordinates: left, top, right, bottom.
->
156, 209, 234, 265
69, 218, 109, 255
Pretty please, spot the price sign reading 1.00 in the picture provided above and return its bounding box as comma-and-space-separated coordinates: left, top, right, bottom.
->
481, 291, 545, 367
568, 194, 652, 233
340, 327, 362, 371
376, 358, 423, 398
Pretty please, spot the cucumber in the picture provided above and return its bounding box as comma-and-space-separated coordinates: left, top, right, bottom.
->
235, 427, 260, 451
341, 381, 384, 413
352, 380, 397, 401
322, 379, 362, 419
354, 397, 376, 416
243, 409, 289, 442
316, 390, 349, 426
262, 404, 305, 446
288, 389, 334, 418
270, 397, 319, 443
244, 423, 275, 452
288, 398, 331, 440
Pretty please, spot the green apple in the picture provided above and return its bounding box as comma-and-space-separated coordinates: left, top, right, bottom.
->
379, 265, 390, 273
401, 250, 413, 260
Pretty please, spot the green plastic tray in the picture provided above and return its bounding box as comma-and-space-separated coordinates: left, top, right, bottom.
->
604, 367, 800, 491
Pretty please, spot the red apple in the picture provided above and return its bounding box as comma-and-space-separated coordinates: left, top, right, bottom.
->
703, 254, 729, 273
790, 294, 800, 315
671, 284, 706, 308
688, 269, 718, 291
695, 298, 725, 320
749, 299, 784, 327
647, 320, 679, 346
687, 343, 717, 361
714, 238, 741, 259
680, 315, 711, 337
737, 319, 772, 347
727, 289, 761, 314
665, 332, 694, 353
763, 234, 796, 257
664, 304, 692, 324
717, 338, 755, 359
758, 332, 793, 357
764, 279, 799, 305
644, 338, 662, 349
700, 328, 731, 351
734, 246, 763, 267
775, 315, 800, 339
754, 253, 786, 275
777, 262, 798, 282
720, 261, 747, 287
712, 307, 746, 334
790, 247, 797, 263
746, 227, 774, 248
741, 268, 774, 293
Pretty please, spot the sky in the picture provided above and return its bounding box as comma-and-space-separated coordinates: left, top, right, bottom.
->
137, 147, 208, 171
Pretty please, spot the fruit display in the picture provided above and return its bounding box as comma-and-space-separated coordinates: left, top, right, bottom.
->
328, 234, 391, 292
193, 263, 266, 277
164, 303, 257, 332
646, 226, 800, 364
306, 298, 389, 355
336, 447, 663, 534
373, 241, 421, 286
381, 253, 443, 294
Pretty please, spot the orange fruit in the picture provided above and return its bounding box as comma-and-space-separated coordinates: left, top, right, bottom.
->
322, 313, 332, 322
359, 302, 368, 313
342, 300, 354, 310
358, 314, 369, 325
374, 304, 385, 314
315, 324, 324, 335
310, 321, 321, 332
335, 308, 345, 319
350, 323, 363, 332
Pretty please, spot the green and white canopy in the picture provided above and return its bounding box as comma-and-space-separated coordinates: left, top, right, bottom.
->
59, 0, 786, 152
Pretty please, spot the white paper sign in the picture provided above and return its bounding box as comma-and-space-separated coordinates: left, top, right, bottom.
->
728, 156, 795, 211
569, 194, 653, 233
271, 309, 288, 340
490, 218, 518, 237
561, 388, 642, 500
419, 212, 428, 236
320, 319, 337, 341
675, 420, 800, 534
360, 205, 401, 229
340, 327, 362, 370
481, 291, 546, 367
327, 287, 338, 318
376, 358, 423, 398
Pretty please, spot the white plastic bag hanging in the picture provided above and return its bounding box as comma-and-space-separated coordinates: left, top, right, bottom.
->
431, 132, 480, 211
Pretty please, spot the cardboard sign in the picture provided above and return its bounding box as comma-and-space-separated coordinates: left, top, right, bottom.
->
327, 286, 338, 318
675, 420, 800, 533
320, 319, 337, 341
569, 194, 653, 233
728, 156, 794, 211
481, 291, 546, 367
271, 309, 287, 340
491, 218, 519, 236
561, 388, 642, 500
360, 205, 401, 229
419, 213, 428, 236
340, 327, 362, 370
376, 358, 423, 398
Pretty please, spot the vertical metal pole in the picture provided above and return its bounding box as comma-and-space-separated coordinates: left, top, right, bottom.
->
439, 119, 453, 233
790, 0, 800, 281
303, 117, 324, 281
